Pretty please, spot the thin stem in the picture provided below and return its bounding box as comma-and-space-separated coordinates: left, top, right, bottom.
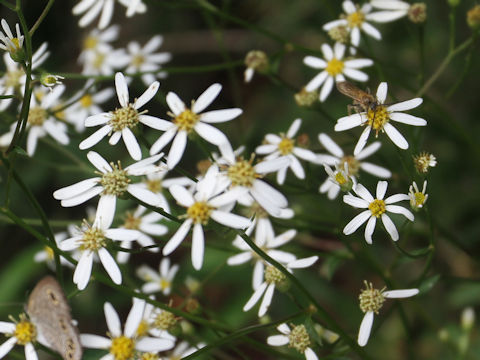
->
29, 0, 56, 36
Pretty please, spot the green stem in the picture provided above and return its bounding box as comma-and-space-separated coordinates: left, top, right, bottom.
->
29, 0, 55, 36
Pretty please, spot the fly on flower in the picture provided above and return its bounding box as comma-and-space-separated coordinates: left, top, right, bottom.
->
336, 81, 378, 115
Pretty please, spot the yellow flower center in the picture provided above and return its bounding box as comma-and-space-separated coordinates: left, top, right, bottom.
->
368, 199, 386, 218
288, 324, 310, 354
45, 246, 55, 260
335, 171, 348, 185
413, 192, 426, 207
173, 109, 199, 133
131, 54, 145, 67
366, 105, 389, 135
359, 281, 385, 314
347, 10, 365, 28
5, 68, 24, 88
100, 162, 131, 196
93, 52, 105, 69
153, 311, 177, 331
160, 278, 171, 291
109, 104, 140, 132
13, 319, 37, 345
326, 58, 345, 76
83, 35, 98, 50
227, 158, 258, 188
136, 319, 149, 338
123, 213, 141, 230
79, 225, 106, 251
110, 336, 135, 360
28, 107, 47, 126
11, 37, 21, 49
278, 137, 294, 155
187, 201, 213, 225
340, 155, 360, 176
146, 178, 162, 193
264, 265, 286, 284
80, 94, 93, 108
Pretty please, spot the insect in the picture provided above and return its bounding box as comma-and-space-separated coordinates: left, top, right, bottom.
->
336, 81, 378, 114
26, 276, 83, 360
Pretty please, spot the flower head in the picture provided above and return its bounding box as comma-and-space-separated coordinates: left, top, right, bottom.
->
335, 82, 427, 154
137, 258, 179, 295
413, 152, 436, 173
149, 83, 242, 169
0, 19, 24, 62
244, 50, 269, 83
267, 323, 319, 360
303, 42, 373, 101
0, 314, 38, 360
343, 181, 414, 244
357, 281, 418, 346
408, 180, 428, 210
73, 0, 146, 29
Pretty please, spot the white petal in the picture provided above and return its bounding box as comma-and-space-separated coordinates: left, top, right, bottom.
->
79, 125, 112, 149
267, 335, 289, 346
150, 127, 177, 155
344, 58, 374, 68
80, 334, 111, 349
383, 289, 419, 298
358, 311, 374, 346
127, 185, 163, 207
191, 223, 205, 270
169, 184, 195, 207
252, 180, 287, 207
167, 131, 187, 169
343, 194, 369, 208
85, 113, 110, 127
105, 228, 140, 241
353, 127, 372, 156
73, 251, 93, 290
355, 141, 381, 159
99, 248, 122, 284
258, 283, 275, 317
376, 82, 388, 103
319, 133, 343, 157
253, 261, 264, 290
193, 83, 222, 113
381, 214, 398, 241
166, 92, 185, 115
334, 114, 364, 131
288, 255, 318, 268
367, 10, 407, 22
376, 180, 388, 199
95, 194, 116, 229
135, 81, 159, 109
321, 43, 334, 60
195, 122, 228, 146
354, 183, 374, 202
286, 118, 302, 138
389, 112, 427, 126
361, 22, 382, 40
24, 343, 38, 360
384, 194, 409, 204
163, 219, 192, 255
124, 299, 146, 337
385, 205, 414, 221
255, 157, 290, 174
136, 337, 175, 352
343, 68, 369, 82
115, 72, 129, 107
364, 216, 376, 244
303, 56, 327, 69
343, 210, 371, 235
319, 76, 334, 102
87, 151, 112, 173
305, 347, 319, 360
104, 302, 121, 337
0, 337, 17, 358
360, 162, 391, 178
243, 282, 267, 312
200, 108, 242, 123
139, 115, 172, 130
211, 210, 250, 229
384, 123, 408, 149
305, 71, 328, 92
122, 128, 142, 160
387, 98, 423, 112
227, 252, 252, 265
53, 178, 99, 200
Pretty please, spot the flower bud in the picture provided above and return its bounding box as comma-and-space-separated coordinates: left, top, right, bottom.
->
408, 3, 427, 23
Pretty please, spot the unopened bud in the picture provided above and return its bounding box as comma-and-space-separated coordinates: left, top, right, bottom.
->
294, 88, 318, 107
408, 3, 427, 23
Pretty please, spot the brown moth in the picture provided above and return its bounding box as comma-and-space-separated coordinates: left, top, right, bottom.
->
26, 276, 83, 360
336, 81, 378, 114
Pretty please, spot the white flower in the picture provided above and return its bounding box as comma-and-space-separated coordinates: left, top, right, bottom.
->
408, 180, 428, 210
267, 323, 318, 360
334, 82, 427, 155
81, 299, 174, 358
227, 218, 297, 290
316, 133, 391, 199
65, 84, 115, 132
343, 181, 414, 244
79, 72, 160, 160
322, 162, 356, 199
81, 47, 129, 76
255, 118, 317, 184
163, 165, 251, 270
243, 256, 318, 317
125, 35, 171, 85
53, 151, 165, 229
33, 231, 76, 269
136, 300, 177, 342
218, 155, 291, 217
73, 0, 146, 29
0, 43, 49, 111
116, 206, 169, 264
78, 25, 119, 64
0, 19, 24, 54
370, 0, 410, 21
303, 43, 373, 101
59, 216, 140, 290
357, 281, 418, 346
137, 257, 179, 295
149, 83, 242, 169
0, 86, 69, 156
0, 314, 38, 360
413, 152, 436, 173
40, 74, 64, 90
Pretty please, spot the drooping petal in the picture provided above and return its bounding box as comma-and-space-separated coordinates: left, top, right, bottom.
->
104, 302, 122, 337
258, 283, 275, 317
343, 210, 371, 235
383, 289, 419, 298
98, 248, 122, 284
358, 311, 374, 346
243, 282, 267, 311
381, 214, 398, 241
162, 219, 192, 255
191, 223, 205, 270
383, 123, 409, 149
267, 335, 289, 346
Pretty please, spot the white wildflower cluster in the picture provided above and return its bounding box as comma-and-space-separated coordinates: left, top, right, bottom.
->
0, 0, 440, 359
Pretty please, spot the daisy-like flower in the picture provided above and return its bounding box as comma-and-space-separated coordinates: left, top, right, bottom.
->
40, 74, 65, 90
125, 35, 171, 86
0, 43, 49, 111
316, 133, 391, 199
243, 256, 318, 317
267, 323, 318, 360
343, 181, 414, 244
33, 231, 76, 269
116, 206, 169, 264
408, 180, 428, 210
227, 220, 297, 290
137, 257, 179, 295
81, 299, 174, 359
0, 19, 24, 61
255, 118, 317, 184
244, 50, 269, 83
73, 0, 146, 29
219, 155, 290, 217
413, 152, 436, 174
334, 82, 427, 155
370, 0, 410, 21
53, 151, 165, 230
163, 165, 251, 270
65, 84, 115, 132
322, 162, 356, 198
0, 314, 38, 360
0, 85, 69, 156
80, 72, 160, 160
149, 83, 242, 169
59, 216, 141, 290
82, 47, 129, 76
357, 281, 419, 346
303, 42, 373, 102
78, 25, 119, 64
135, 299, 177, 342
